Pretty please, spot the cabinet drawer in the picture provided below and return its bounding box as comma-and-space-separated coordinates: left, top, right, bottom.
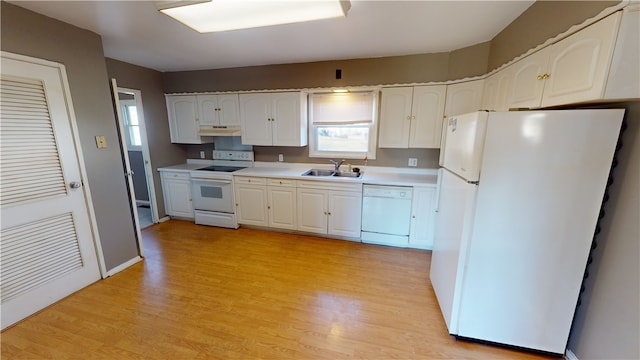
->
234, 176, 267, 185
267, 178, 296, 187
297, 180, 362, 192
160, 171, 190, 181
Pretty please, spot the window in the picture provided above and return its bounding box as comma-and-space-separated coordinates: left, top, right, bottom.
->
120, 99, 142, 150
308, 90, 378, 159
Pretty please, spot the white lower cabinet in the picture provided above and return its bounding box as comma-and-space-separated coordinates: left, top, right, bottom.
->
267, 178, 297, 230
409, 186, 436, 249
234, 176, 268, 226
160, 170, 193, 218
296, 181, 362, 239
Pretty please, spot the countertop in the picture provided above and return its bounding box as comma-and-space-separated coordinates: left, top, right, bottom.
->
158, 160, 438, 187
234, 163, 438, 187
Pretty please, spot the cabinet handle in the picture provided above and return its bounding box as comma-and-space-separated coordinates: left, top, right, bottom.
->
327, 212, 332, 216
323, 211, 327, 215
411, 115, 416, 120
236, 203, 239, 206
412, 215, 416, 218
267, 206, 271, 209
407, 115, 411, 120
543, 73, 550, 79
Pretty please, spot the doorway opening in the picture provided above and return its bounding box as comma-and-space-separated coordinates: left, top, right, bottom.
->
111, 80, 159, 257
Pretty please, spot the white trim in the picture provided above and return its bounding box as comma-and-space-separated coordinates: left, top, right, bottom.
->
136, 200, 151, 207
0, 51, 109, 279
158, 216, 171, 223
105, 256, 143, 277
565, 349, 579, 360
112, 79, 145, 259
119, 87, 160, 227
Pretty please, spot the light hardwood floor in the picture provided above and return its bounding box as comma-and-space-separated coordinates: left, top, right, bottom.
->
1, 220, 555, 359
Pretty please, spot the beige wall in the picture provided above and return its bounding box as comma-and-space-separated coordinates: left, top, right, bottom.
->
0, 2, 139, 271
165, 42, 493, 168
567, 101, 640, 359
105, 58, 188, 218
488, 1, 619, 71
165, 1, 619, 168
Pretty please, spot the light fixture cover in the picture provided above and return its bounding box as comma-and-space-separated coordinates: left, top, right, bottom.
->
157, 0, 351, 33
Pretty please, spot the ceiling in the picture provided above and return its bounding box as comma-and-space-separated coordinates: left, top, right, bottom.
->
9, 0, 535, 72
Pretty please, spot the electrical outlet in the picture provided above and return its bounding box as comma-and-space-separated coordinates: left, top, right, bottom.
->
408, 158, 418, 167
95, 135, 107, 149
278, 154, 284, 162
200, 151, 205, 159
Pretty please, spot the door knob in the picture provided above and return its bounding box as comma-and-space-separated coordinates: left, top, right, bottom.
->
69, 181, 82, 189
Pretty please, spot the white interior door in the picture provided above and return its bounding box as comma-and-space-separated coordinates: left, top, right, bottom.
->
0, 53, 102, 329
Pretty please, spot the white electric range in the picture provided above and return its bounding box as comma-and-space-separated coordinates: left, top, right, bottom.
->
190, 150, 254, 228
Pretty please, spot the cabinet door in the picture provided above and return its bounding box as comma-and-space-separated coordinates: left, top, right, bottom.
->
217, 94, 241, 127
542, 12, 621, 107
378, 87, 413, 148
409, 187, 436, 249
268, 186, 297, 230
235, 185, 268, 226
166, 95, 202, 144
271, 92, 305, 146
161, 174, 193, 218
328, 191, 362, 238
240, 93, 272, 146
296, 188, 327, 234
508, 47, 549, 109
482, 72, 499, 112
444, 80, 485, 118
197, 95, 219, 127
410, 85, 447, 148
483, 66, 515, 112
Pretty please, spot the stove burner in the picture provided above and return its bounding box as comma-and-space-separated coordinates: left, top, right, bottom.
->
196, 165, 245, 173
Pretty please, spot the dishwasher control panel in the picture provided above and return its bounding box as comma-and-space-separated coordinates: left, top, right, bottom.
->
362, 185, 412, 199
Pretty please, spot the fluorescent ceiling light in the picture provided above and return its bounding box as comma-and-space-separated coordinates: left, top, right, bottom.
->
157, 0, 351, 33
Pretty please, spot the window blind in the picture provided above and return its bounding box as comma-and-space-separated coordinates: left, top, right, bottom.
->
310, 91, 375, 125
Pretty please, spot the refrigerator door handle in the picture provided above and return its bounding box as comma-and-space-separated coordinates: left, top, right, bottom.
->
434, 168, 443, 212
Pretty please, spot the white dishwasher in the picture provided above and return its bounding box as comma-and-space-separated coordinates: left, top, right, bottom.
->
361, 185, 413, 247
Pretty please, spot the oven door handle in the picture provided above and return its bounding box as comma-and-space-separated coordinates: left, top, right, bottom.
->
192, 179, 233, 185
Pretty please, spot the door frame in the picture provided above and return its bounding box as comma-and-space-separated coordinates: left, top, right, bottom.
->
1, 51, 108, 279
110, 80, 159, 258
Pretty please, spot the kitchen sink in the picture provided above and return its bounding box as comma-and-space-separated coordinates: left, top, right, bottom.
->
302, 169, 335, 176
302, 169, 362, 178
333, 171, 362, 178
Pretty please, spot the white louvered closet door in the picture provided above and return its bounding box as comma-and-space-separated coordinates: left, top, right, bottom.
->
0, 54, 101, 329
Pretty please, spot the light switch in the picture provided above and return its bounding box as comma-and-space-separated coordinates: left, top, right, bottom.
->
95, 136, 107, 148
408, 158, 418, 167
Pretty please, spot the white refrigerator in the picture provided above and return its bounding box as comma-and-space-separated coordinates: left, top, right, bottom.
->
430, 109, 624, 354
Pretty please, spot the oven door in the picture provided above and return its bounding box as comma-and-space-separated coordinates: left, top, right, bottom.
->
191, 178, 234, 213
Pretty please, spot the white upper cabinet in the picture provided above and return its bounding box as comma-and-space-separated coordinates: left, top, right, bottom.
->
166, 95, 213, 144
444, 79, 485, 118
379, 85, 446, 149
542, 12, 621, 107
509, 48, 550, 109
509, 12, 622, 109
605, 5, 640, 100
239, 92, 308, 146
482, 64, 514, 111
197, 94, 240, 128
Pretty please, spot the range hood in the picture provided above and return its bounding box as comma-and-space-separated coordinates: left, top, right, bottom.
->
198, 126, 241, 136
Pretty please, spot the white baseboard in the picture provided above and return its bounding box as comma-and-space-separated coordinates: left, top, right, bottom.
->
565, 349, 579, 360
105, 256, 142, 277
158, 216, 170, 223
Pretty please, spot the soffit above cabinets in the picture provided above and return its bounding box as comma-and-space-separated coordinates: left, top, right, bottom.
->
8, 1, 533, 72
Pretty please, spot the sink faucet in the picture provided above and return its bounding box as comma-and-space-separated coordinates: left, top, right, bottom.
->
329, 159, 347, 172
